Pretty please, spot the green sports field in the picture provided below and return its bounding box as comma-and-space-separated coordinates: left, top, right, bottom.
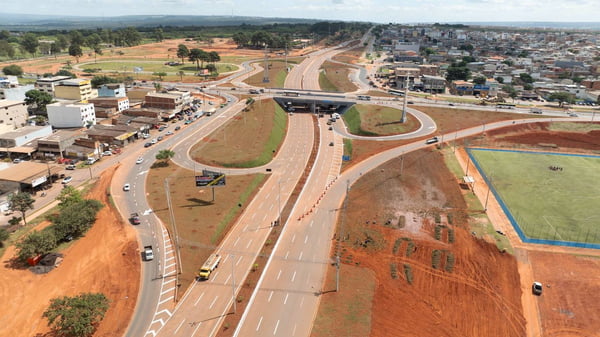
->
470, 149, 600, 244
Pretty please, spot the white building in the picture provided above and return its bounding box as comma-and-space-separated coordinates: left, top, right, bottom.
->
0, 100, 28, 133
47, 101, 96, 128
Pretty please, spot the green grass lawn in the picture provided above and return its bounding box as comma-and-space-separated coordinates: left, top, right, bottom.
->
342, 104, 420, 136
470, 149, 600, 244
80, 60, 237, 74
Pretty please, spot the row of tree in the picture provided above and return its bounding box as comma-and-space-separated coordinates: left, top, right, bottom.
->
175, 44, 221, 70
14, 187, 103, 263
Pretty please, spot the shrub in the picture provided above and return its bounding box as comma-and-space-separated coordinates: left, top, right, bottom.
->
392, 238, 402, 255
447, 213, 454, 225
445, 252, 455, 272
434, 225, 442, 240
434, 213, 442, 224
390, 263, 398, 279
404, 264, 414, 284
432, 250, 441, 269
2, 64, 23, 76
397, 215, 406, 228
448, 229, 455, 243
406, 241, 415, 257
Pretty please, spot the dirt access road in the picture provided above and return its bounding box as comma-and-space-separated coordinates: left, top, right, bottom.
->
0, 166, 140, 337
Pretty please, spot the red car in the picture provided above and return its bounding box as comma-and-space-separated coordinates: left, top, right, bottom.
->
130, 213, 141, 225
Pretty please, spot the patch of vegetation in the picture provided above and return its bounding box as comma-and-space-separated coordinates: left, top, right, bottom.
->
210, 174, 266, 244
445, 252, 456, 272
548, 122, 600, 132
434, 212, 442, 224
448, 228, 455, 243
432, 249, 442, 269
390, 263, 398, 279
43, 292, 109, 337
392, 238, 402, 255
397, 215, 406, 228
447, 213, 454, 225
342, 106, 378, 136
434, 225, 443, 241
406, 241, 415, 257
343, 138, 353, 158
319, 71, 337, 92
403, 264, 414, 284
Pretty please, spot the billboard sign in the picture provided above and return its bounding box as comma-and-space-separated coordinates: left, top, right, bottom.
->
195, 170, 226, 187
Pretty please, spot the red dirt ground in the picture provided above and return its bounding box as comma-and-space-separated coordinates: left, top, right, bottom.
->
315, 149, 526, 337
0, 166, 139, 337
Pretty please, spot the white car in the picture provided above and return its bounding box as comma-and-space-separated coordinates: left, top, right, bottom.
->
136, 157, 144, 164
123, 183, 131, 191
142, 133, 150, 139
151, 138, 157, 144
103, 150, 112, 156
62, 176, 73, 184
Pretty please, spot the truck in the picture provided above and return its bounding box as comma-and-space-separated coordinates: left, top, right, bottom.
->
143, 246, 154, 261
197, 253, 221, 280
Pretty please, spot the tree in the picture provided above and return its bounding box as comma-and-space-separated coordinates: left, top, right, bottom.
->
0, 40, 16, 58
0, 30, 10, 40
90, 75, 119, 88
0, 227, 9, 247
189, 48, 208, 70
495, 76, 504, 84
154, 27, 164, 42
176, 44, 189, 64
2, 64, 23, 76
472, 76, 486, 85
53, 199, 103, 241
156, 149, 175, 162
20, 33, 39, 57
208, 51, 220, 65
153, 72, 167, 81
25, 89, 53, 112
519, 73, 534, 84
43, 293, 110, 337
68, 44, 83, 63
8, 192, 35, 225
56, 186, 83, 210
523, 83, 533, 91
16, 229, 57, 262
232, 32, 249, 48
548, 91, 575, 107
445, 63, 470, 81
55, 69, 75, 78
69, 30, 85, 47
55, 34, 69, 53
178, 70, 184, 81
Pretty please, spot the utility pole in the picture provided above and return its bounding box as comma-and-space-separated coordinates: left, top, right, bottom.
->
401, 73, 410, 123
484, 174, 493, 211
165, 179, 183, 276
262, 44, 269, 83
334, 180, 351, 292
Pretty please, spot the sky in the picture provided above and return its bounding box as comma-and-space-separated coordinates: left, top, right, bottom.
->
3, 0, 600, 23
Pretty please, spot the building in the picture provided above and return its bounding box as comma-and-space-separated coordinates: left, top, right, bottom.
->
144, 91, 186, 110
0, 100, 29, 133
0, 124, 52, 147
0, 161, 63, 193
54, 79, 94, 101
0, 84, 34, 101
450, 80, 474, 95
89, 96, 130, 113
47, 101, 96, 128
36, 130, 82, 159
35, 76, 72, 96
393, 67, 420, 89
98, 83, 126, 98
418, 64, 440, 77
421, 75, 446, 93
85, 124, 138, 146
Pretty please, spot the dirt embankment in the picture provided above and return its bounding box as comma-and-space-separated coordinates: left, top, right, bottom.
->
317, 149, 526, 337
0, 166, 139, 337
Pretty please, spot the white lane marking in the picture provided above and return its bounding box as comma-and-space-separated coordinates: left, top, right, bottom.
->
284, 293, 289, 304
304, 235, 308, 244
191, 321, 202, 336
269, 203, 273, 211
209, 295, 219, 309
234, 237, 240, 246
299, 251, 303, 260
291, 234, 296, 243
291, 271, 296, 282
252, 213, 256, 220
194, 292, 205, 306
265, 192, 270, 199
159, 296, 174, 305
246, 239, 253, 249
309, 220, 313, 227
210, 271, 219, 282
237, 256, 243, 265
224, 274, 231, 285
256, 316, 263, 331
285, 251, 289, 259
300, 297, 304, 307
292, 324, 297, 336
161, 287, 175, 295
277, 269, 282, 280
174, 319, 185, 334
273, 320, 280, 335
268, 291, 274, 302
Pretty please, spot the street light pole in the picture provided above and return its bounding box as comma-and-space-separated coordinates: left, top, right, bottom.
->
484, 175, 493, 211
231, 254, 236, 314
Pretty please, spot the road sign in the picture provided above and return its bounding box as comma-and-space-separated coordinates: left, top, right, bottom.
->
342, 155, 351, 161
195, 170, 226, 187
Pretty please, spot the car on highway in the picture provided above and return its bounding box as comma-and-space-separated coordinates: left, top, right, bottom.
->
136, 157, 144, 164
130, 213, 141, 225
328, 126, 333, 130
166, 131, 174, 136
329, 142, 334, 146
425, 136, 439, 144
62, 176, 73, 184
407, 101, 414, 104
448, 103, 455, 106
123, 183, 130, 191
175, 126, 181, 131
157, 136, 164, 141
144, 142, 152, 148
569, 113, 579, 117
151, 138, 157, 144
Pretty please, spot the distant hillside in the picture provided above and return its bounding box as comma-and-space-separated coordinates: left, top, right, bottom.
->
0, 13, 322, 30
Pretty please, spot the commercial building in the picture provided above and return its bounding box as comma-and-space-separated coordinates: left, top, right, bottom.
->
0, 77, 34, 101
98, 83, 126, 97
86, 124, 138, 146
54, 79, 95, 101
144, 91, 186, 110
35, 76, 72, 96
0, 125, 52, 148
89, 96, 130, 113
47, 101, 96, 128
36, 130, 82, 159
0, 100, 29, 133
421, 75, 446, 93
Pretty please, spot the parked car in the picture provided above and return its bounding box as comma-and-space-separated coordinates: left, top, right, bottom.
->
62, 176, 73, 184
166, 131, 174, 136
175, 126, 181, 131
66, 164, 76, 170
532, 282, 543, 296
157, 136, 164, 141
123, 183, 131, 191
142, 133, 150, 139
151, 138, 158, 144
144, 142, 152, 148
12, 158, 21, 164
136, 157, 144, 164
103, 150, 112, 156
